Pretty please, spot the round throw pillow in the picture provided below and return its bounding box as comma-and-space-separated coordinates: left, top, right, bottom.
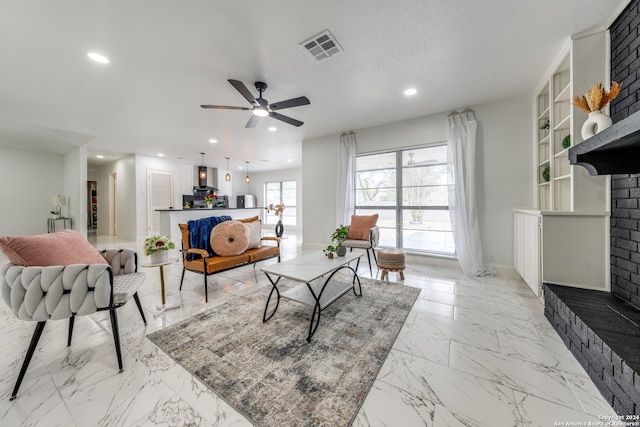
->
210, 220, 250, 256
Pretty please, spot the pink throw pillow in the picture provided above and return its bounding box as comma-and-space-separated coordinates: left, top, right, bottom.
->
0, 229, 108, 266
347, 214, 379, 240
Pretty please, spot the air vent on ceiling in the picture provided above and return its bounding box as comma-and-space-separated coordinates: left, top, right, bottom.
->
300, 30, 342, 61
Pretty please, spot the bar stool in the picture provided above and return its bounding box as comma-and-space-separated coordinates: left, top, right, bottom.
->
377, 248, 406, 281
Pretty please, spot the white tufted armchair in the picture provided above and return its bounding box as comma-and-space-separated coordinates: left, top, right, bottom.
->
1, 248, 146, 401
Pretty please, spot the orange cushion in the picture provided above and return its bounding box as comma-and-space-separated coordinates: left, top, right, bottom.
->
347, 214, 378, 240
0, 229, 108, 266
245, 246, 280, 263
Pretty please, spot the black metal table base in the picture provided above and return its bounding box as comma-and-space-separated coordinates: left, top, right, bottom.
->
262, 265, 362, 342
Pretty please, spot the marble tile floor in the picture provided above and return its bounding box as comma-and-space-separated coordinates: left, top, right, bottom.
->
0, 232, 616, 426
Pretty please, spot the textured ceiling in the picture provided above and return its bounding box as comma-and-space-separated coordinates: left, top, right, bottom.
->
0, 0, 629, 171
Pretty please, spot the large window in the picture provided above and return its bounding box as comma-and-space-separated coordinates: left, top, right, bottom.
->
264, 180, 296, 226
355, 145, 454, 254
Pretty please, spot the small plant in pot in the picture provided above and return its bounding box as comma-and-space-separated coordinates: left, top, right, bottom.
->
323, 245, 338, 259
144, 234, 175, 264
324, 225, 349, 258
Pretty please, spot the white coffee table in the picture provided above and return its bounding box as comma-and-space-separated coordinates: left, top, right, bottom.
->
261, 251, 363, 342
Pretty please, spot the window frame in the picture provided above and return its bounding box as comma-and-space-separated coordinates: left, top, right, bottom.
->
354, 143, 454, 255
264, 180, 297, 226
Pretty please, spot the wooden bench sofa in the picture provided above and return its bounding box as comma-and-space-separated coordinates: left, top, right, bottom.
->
178, 217, 280, 302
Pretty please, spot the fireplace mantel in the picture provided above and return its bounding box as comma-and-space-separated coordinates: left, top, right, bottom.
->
569, 110, 640, 175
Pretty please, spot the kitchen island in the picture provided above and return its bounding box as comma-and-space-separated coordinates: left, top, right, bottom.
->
157, 208, 264, 243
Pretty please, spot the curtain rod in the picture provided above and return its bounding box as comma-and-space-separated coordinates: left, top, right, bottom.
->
448, 108, 475, 117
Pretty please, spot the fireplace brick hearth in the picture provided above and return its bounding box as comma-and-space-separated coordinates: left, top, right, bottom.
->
544, 284, 640, 415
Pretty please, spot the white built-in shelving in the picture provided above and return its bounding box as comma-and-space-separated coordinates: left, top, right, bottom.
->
515, 30, 611, 297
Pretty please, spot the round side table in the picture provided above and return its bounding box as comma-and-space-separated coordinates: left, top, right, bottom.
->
377, 249, 406, 281
142, 257, 179, 316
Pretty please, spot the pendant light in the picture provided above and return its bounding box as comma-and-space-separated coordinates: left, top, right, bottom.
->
245, 161, 250, 183
225, 157, 231, 181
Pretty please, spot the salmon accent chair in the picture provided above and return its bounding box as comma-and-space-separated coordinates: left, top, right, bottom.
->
341, 214, 380, 275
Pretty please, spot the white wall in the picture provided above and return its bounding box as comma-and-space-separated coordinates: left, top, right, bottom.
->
475, 97, 533, 265
302, 96, 532, 267
0, 148, 65, 235
230, 168, 256, 199
64, 146, 87, 236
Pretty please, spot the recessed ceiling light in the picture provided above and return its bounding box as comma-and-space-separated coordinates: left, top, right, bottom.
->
268, 126, 277, 131
158, 153, 164, 157
96, 155, 104, 159
87, 52, 109, 64
288, 159, 293, 162
209, 139, 218, 143
404, 88, 417, 96
238, 166, 243, 170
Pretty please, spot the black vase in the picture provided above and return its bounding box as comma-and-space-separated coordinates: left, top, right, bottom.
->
275, 219, 284, 237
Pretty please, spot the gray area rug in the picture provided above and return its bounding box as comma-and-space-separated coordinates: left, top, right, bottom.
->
147, 276, 420, 426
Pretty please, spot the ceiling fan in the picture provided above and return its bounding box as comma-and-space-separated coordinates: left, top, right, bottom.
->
201, 79, 310, 128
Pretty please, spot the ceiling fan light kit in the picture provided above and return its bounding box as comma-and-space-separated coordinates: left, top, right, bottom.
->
253, 107, 269, 117
201, 79, 310, 128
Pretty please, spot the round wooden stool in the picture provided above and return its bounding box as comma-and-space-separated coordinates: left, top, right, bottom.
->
377, 248, 406, 281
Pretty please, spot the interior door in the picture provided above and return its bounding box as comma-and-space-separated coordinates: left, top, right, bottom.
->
148, 169, 174, 235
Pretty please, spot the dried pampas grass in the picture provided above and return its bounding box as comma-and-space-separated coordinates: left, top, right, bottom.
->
573, 82, 622, 113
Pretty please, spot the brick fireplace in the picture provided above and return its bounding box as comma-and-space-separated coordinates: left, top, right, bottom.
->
610, 0, 640, 307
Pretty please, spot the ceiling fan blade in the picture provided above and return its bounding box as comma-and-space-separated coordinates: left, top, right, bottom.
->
200, 105, 251, 110
245, 115, 260, 128
269, 96, 310, 111
269, 111, 304, 127
228, 79, 257, 105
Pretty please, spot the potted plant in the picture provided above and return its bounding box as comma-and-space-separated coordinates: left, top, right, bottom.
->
542, 165, 550, 182
183, 201, 191, 209
203, 194, 217, 208
144, 234, 175, 264
324, 225, 349, 257
323, 245, 338, 259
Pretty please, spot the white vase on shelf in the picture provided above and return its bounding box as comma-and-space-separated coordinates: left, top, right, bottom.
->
581, 110, 613, 140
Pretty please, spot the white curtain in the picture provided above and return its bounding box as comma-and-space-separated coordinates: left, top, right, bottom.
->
447, 111, 495, 276
336, 132, 356, 226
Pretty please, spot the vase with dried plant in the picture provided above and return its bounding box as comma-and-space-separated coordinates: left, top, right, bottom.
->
266, 204, 285, 237
573, 82, 621, 139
